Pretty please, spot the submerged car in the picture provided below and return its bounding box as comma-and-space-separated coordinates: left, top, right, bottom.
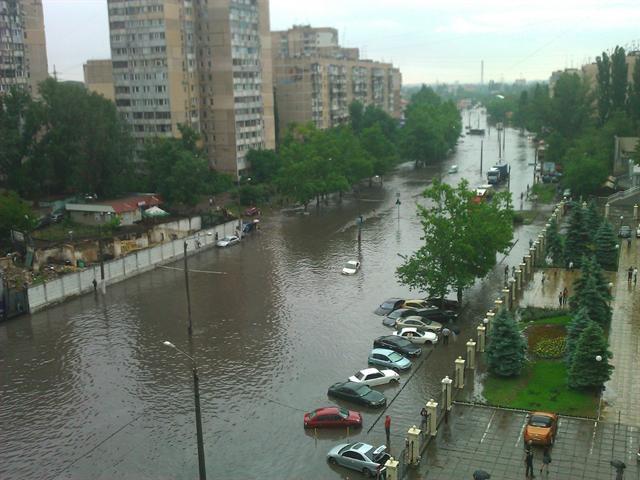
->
349, 368, 399, 387
395, 316, 443, 334
342, 260, 361, 275
373, 335, 422, 357
327, 442, 390, 477
404, 307, 457, 323
374, 298, 405, 316
327, 381, 386, 408
393, 327, 438, 345
303, 407, 362, 429
368, 348, 411, 372
523, 411, 558, 446
619, 225, 632, 238
216, 235, 240, 247
382, 308, 414, 327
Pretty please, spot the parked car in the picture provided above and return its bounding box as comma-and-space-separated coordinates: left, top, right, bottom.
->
373, 335, 422, 357
349, 368, 399, 387
342, 260, 361, 275
327, 381, 386, 408
637, 226, 640, 238
523, 411, 558, 446
216, 235, 240, 247
405, 307, 458, 323
303, 407, 362, 429
395, 316, 443, 334
374, 298, 404, 316
50, 212, 65, 223
393, 327, 438, 345
402, 299, 429, 309
424, 297, 460, 310
244, 206, 260, 216
619, 225, 632, 238
382, 308, 414, 327
327, 442, 390, 477
368, 348, 411, 372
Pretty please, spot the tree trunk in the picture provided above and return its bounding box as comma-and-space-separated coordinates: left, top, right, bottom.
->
457, 287, 463, 304
316, 195, 320, 208
369, 177, 373, 188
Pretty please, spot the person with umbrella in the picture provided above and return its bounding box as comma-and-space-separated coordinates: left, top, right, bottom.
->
473, 470, 491, 480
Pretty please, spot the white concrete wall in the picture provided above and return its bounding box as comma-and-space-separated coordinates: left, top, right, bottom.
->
27, 219, 237, 313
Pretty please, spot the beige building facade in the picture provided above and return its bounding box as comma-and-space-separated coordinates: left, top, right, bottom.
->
272, 26, 401, 137
0, 0, 48, 96
83, 59, 115, 101
107, 0, 275, 178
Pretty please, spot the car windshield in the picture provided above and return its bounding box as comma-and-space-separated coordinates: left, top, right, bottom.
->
354, 371, 365, 380
529, 415, 552, 428
388, 352, 403, 362
388, 310, 403, 319
355, 385, 370, 396
307, 411, 317, 419
344, 262, 356, 269
338, 408, 349, 419
381, 301, 395, 309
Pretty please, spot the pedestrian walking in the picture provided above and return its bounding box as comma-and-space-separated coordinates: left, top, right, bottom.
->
420, 407, 428, 430
558, 291, 563, 308
384, 415, 391, 446
524, 448, 535, 478
92, 278, 97, 292
512, 266, 516, 277
540, 447, 551, 476
634, 268, 638, 286
504, 265, 509, 277
442, 327, 451, 345
562, 287, 568, 306
628, 267, 633, 285
541, 271, 545, 286
568, 261, 574, 270
529, 239, 534, 249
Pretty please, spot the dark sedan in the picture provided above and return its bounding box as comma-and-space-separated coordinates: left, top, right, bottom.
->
425, 297, 460, 310
328, 382, 387, 408
373, 335, 422, 357
382, 308, 414, 327
408, 307, 458, 323
374, 298, 405, 316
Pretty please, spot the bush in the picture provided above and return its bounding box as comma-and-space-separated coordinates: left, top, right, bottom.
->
533, 337, 566, 359
519, 306, 566, 322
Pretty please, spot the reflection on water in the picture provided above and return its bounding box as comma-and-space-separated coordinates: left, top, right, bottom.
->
0, 124, 536, 480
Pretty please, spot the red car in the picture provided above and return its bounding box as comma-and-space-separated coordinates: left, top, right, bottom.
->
303, 407, 362, 429
244, 206, 261, 216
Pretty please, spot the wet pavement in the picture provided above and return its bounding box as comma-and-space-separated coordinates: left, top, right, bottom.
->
0, 120, 550, 480
421, 403, 640, 480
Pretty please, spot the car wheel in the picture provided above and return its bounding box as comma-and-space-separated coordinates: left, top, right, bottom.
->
392, 367, 400, 373
363, 468, 373, 477
328, 457, 337, 465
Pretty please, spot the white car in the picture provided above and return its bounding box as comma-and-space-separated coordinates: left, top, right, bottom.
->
636, 226, 640, 238
216, 235, 240, 247
349, 367, 399, 387
341, 260, 361, 275
393, 327, 438, 345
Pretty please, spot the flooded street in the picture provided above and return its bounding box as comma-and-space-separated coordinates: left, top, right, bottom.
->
0, 119, 543, 480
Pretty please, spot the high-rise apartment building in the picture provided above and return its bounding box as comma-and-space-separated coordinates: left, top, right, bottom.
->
107, 0, 274, 178
0, 0, 48, 95
272, 26, 401, 137
83, 59, 115, 102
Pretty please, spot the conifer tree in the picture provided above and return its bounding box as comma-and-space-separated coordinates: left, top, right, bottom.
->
564, 204, 590, 268
545, 218, 564, 266
572, 274, 611, 328
565, 307, 593, 366
486, 309, 526, 377
594, 221, 618, 271
585, 201, 601, 234
567, 322, 613, 389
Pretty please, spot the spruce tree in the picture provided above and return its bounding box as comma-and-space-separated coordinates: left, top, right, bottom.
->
567, 322, 613, 389
585, 201, 602, 234
572, 274, 611, 328
545, 218, 564, 266
486, 309, 526, 377
565, 307, 593, 366
564, 204, 590, 268
594, 221, 618, 271
570, 256, 611, 310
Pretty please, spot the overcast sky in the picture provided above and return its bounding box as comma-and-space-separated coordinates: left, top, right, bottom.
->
43, 0, 640, 85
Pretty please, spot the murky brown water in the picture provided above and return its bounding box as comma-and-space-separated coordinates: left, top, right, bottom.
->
0, 120, 542, 479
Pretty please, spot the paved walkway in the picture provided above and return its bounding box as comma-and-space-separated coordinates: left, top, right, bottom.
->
417, 404, 639, 480
519, 267, 587, 310
603, 234, 640, 426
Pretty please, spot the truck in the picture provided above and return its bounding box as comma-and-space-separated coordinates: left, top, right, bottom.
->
487, 164, 509, 185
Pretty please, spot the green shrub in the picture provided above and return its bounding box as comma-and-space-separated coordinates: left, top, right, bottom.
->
519, 306, 566, 322
533, 337, 566, 359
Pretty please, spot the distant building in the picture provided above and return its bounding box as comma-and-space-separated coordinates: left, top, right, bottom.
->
272, 25, 402, 137
0, 0, 48, 96
548, 68, 580, 97
83, 60, 114, 102
65, 194, 162, 226
615, 136, 638, 176
581, 51, 639, 93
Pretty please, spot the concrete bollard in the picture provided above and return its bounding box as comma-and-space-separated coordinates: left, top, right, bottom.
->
635, 205, 639, 221
425, 400, 438, 436
385, 458, 399, 480
477, 324, 486, 352
494, 299, 503, 311
582, 201, 588, 210
486, 312, 495, 333
605, 203, 610, 218
407, 425, 422, 465
508, 279, 516, 305
455, 356, 465, 388
538, 234, 545, 256
466, 339, 476, 368
515, 269, 522, 292
529, 247, 536, 268
524, 255, 532, 279
441, 376, 453, 411
502, 288, 511, 310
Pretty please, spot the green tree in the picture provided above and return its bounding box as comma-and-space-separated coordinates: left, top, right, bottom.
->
549, 73, 590, 139
594, 221, 618, 270
246, 149, 280, 183
564, 204, 591, 267
596, 52, 611, 124
349, 101, 364, 134
564, 307, 593, 366
0, 191, 37, 241
396, 180, 513, 302
486, 308, 526, 377
610, 46, 628, 112
628, 58, 640, 125
567, 322, 613, 389
545, 218, 564, 266
572, 274, 611, 328
360, 124, 397, 177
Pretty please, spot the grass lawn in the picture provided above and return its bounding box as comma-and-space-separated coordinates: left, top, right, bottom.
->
521, 315, 571, 328
531, 183, 557, 204
482, 360, 599, 417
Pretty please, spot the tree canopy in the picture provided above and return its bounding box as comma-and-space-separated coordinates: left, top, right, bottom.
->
486, 308, 527, 377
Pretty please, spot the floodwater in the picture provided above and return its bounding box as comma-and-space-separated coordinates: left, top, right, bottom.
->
0, 116, 542, 480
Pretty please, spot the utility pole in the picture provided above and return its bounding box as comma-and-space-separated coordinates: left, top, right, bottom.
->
480, 140, 483, 174
183, 241, 193, 336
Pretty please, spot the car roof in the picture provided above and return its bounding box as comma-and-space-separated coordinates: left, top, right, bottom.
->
399, 327, 421, 334
383, 297, 403, 303
350, 442, 374, 454
530, 411, 555, 417
371, 348, 396, 355
314, 406, 340, 415
403, 316, 426, 322
346, 260, 358, 265
358, 368, 381, 376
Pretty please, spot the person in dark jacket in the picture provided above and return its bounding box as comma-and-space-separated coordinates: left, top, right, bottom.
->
525, 448, 535, 478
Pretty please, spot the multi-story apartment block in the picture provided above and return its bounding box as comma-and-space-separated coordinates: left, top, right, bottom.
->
107, 0, 274, 178
0, 0, 48, 95
272, 26, 402, 137
83, 59, 115, 102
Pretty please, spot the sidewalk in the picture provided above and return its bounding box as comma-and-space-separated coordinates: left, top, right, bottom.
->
603, 235, 640, 426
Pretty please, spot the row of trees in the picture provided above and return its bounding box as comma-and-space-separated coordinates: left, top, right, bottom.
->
396, 180, 514, 303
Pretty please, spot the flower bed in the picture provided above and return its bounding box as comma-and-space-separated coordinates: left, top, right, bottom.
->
533, 337, 566, 359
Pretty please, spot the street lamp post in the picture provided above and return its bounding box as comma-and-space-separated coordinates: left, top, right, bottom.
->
163, 341, 207, 480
